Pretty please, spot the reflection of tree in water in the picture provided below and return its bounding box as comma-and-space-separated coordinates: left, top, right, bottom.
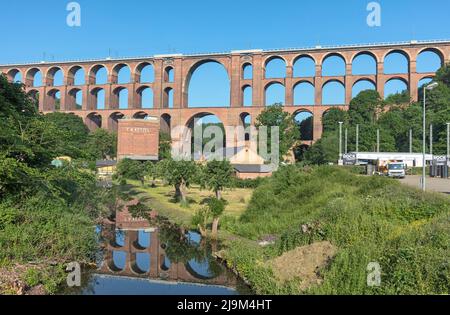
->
158, 223, 223, 279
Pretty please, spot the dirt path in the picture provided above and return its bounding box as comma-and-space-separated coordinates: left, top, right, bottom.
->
399, 175, 450, 195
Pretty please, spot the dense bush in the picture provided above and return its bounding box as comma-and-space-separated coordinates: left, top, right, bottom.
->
223, 165, 450, 294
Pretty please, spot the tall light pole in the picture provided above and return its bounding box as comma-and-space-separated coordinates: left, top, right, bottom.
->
345, 128, 348, 154
430, 124, 433, 156
377, 129, 380, 153
422, 82, 439, 192
409, 129, 413, 153
339, 122, 343, 162
447, 122, 450, 159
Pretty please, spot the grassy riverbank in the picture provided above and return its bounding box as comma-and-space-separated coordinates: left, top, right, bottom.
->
126, 166, 450, 295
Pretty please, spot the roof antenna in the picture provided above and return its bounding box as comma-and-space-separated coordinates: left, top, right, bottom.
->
107, 48, 112, 60
41, 52, 46, 63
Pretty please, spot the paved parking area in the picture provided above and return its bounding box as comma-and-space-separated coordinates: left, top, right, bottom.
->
399, 175, 450, 195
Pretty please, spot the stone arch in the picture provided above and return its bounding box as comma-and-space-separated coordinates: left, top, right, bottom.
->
67, 65, 85, 85
417, 48, 444, 73
164, 66, 174, 82
112, 63, 131, 84
322, 80, 345, 105
135, 62, 154, 83
45, 66, 64, 86
112, 86, 128, 109
163, 87, 174, 108
293, 55, 316, 77
6, 69, 22, 82
137, 86, 153, 109
67, 87, 83, 110
185, 59, 230, 108
108, 111, 125, 132
160, 113, 171, 135
352, 78, 376, 98
25, 68, 42, 87
293, 81, 315, 105
264, 56, 286, 79
242, 84, 252, 106
90, 87, 105, 110
265, 81, 285, 106
351, 51, 377, 75
133, 111, 150, 119
239, 112, 252, 142
321, 53, 346, 76
46, 88, 61, 111
242, 63, 253, 80
294, 110, 314, 141
384, 77, 409, 99
383, 50, 410, 74
27, 89, 40, 109
88, 64, 108, 85
85, 112, 102, 131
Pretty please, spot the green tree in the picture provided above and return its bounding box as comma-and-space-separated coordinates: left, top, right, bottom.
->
159, 131, 172, 160
203, 160, 234, 200
86, 129, 117, 160
115, 159, 145, 184
255, 104, 300, 162
160, 159, 197, 203
208, 198, 226, 239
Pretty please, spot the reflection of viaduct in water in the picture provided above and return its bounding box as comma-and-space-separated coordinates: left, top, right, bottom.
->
98, 227, 237, 287
1, 40, 449, 144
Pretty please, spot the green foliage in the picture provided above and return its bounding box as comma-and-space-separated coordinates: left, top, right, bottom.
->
224, 165, 450, 294
159, 131, 172, 160
115, 159, 145, 182
85, 128, 117, 160
202, 160, 234, 199
255, 104, 300, 161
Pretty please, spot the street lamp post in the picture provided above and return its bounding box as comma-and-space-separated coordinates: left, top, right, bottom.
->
377, 129, 380, 153
447, 122, 450, 159
345, 128, 348, 154
356, 124, 359, 153
422, 82, 439, 192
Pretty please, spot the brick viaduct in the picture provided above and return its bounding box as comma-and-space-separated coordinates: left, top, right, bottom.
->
1, 40, 449, 147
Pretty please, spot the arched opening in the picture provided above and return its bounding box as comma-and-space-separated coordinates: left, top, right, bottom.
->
68, 88, 83, 110
164, 87, 174, 108
240, 112, 252, 142
133, 111, 149, 119
293, 81, 315, 105
27, 90, 40, 109
137, 63, 154, 83
109, 112, 125, 132
90, 88, 105, 110
352, 79, 376, 98
7, 69, 22, 83
68, 66, 85, 85
418, 77, 434, 100
46, 89, 61, 111
186, 113, 226, 160
112, 87, 128, 109
417, 49, 443, 73
265, 82, 285, 106
242, 63, 253, 80
384, 51, 409, 74
137, 86, 153, 109
242, 85, 252, 107
384, 78, 408, 100
293, 55, 315, 77
294, 144, 310, 162
47, 67, 64, 86
294, 111, 314, 141
160, 113, 171, 135
90, 65, 108, 85
26, 68, 42, 87
265, 57, 286, 79
322, 80, 345, 105
352, 52, 377, 75
187, 60, 230, 108
165, 67, 174, 82
86, 112, 102, 131
322, 54, 346, 76
131, 253, 150, 274
113, 64, 131, 84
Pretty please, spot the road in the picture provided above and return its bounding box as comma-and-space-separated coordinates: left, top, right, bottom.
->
399, 176, 450, 195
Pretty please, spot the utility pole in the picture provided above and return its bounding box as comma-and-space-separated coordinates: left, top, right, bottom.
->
339, 122, 343, 162
346, 128, 349, 154
377, 129, 380, 153
447, 123, 450, 158
430, 124, 433, 156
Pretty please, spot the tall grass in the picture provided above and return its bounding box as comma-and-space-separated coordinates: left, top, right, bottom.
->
223, 165, 450, 294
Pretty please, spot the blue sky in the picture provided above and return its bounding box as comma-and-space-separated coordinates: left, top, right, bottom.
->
1, 0, 449, 112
